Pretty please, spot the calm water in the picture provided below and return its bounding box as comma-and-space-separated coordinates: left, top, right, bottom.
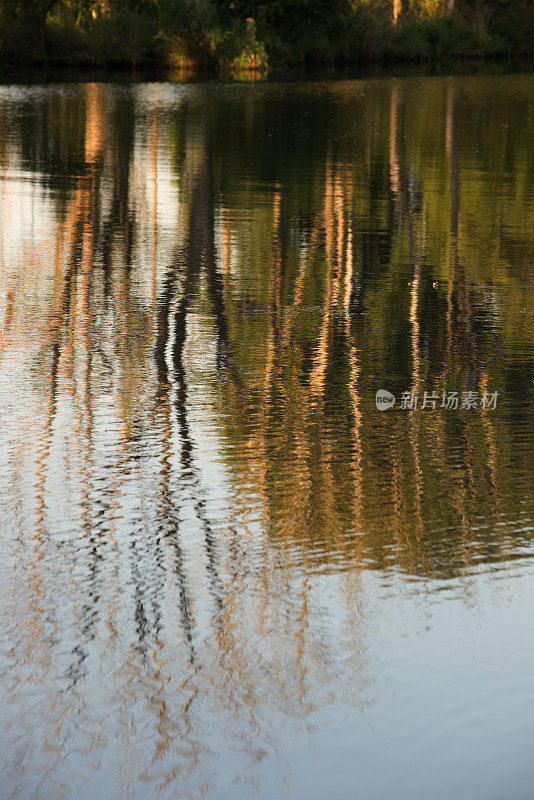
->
0, 73, 533, 800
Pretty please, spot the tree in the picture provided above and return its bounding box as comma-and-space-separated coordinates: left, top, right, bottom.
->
0, 0, 60, 57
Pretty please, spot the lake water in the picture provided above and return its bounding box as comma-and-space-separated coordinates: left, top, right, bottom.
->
0, 72, 533, 800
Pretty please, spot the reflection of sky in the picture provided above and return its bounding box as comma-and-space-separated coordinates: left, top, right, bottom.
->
273, 567, 534, 800
2, 552, 534, 799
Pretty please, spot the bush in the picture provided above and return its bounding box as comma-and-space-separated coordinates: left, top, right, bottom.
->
1, 0, 534, 72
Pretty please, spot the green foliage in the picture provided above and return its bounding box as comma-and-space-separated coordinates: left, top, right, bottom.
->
156, 0, 217, 33
0, 0, 61, 61
230, 39, 268, 71
0, 0, 534, 70
228, 17, 268, 71
88, 8, 158, 65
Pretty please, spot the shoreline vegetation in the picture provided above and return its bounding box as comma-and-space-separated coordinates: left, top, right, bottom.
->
0, 1, 534, 76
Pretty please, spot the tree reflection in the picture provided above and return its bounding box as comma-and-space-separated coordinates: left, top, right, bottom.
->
0, 75, 533, 797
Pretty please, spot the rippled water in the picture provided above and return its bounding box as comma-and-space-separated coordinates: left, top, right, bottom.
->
0, 72, 533, 799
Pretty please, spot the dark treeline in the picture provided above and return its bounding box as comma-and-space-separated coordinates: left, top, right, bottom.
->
1, 0, 534, 72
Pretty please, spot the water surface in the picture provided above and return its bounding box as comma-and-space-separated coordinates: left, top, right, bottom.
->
0, 73, 533, 799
